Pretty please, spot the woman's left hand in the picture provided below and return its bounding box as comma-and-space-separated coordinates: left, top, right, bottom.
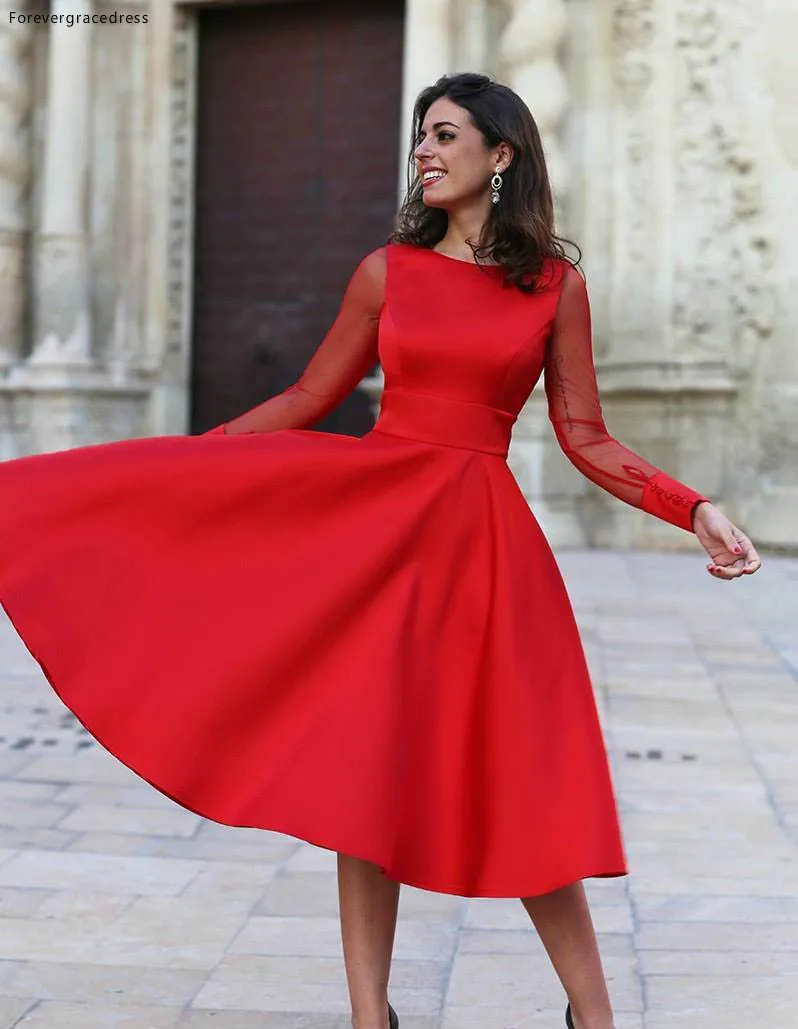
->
692, 502, 762, 579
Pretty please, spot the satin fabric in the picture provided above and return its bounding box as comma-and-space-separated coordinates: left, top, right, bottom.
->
0, 244, 710, 896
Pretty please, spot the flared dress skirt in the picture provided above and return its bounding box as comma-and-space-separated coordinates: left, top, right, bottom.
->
0, 244, 628, 896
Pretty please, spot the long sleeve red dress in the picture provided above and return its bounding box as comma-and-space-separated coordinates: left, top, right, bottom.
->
0, 242, 710, 897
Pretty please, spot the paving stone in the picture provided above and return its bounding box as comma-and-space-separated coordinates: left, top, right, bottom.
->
192, 967, 354, 1013
631, 873, 798, 897
0, 800, 73, 831
0, 900, 250, 970
57, 804, 202, 838
634, 894, 798, 923
643, 975, 798, 1026
226, 916, 345, 958
463, 899, 533, 931
0, 827, 78, 851
17, 751, 143, 787
181, 1016, 439, 1029
442, 1007, 643, 1029
0, 783, 60, 803
196, 956, 438, 1015
0, 888, 52, 918
0, 755, 37, 778
64, 830, 295, 864
15, 1000, 183, 1027
282, 844, 338, 874
53, 784, 182, 809
251, 873, 342, 918
181, 861, 281, 902
32, 891, 136, 923
635, 920, 798, 951
637, 948, 798, 975
447, 952, 641, 1009
0, 998, 37, 1029
0, 960, 205, 1007
456, 929, 635, 959
0, 850, 201, 897
2, 552, 797, 1028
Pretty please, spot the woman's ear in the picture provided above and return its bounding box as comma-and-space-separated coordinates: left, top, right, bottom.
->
497, 143, 514, 170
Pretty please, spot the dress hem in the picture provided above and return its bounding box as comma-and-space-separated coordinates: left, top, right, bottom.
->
1, 594, 629, 899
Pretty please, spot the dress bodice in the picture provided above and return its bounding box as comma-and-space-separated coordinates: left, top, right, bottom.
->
209, 241, 711, 532
371, 245, 563, 457
378, 244, 563, 418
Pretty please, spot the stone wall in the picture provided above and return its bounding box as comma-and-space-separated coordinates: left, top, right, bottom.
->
0, 0, 794, 550
559, 0, 795, 549
0, 0, 152, 458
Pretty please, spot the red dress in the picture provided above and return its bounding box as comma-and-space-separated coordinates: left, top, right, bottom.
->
0, 243, 710, 897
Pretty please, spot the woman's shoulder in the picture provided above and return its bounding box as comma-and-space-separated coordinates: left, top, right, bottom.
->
358, 244, 390, 267
525, 255, 572, 296
351, 245, 389, 285
540, 256, 589, 297
340, 247, 389, 313
541, 254, 573, 276
347, 242, 423, 304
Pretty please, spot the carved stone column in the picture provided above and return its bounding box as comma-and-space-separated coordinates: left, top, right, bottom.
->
608, 0, 663, 363
498, 0, 568, 199
397, 0, 453, 199
739, 0, 798, 547
144, 0, 200, 436
498, 1, 581, 543
601, 0, 773, 548
452, 0, 491, 74
29, 0, 93, 369
552, 0, 782, 551
0, 4, 32, 368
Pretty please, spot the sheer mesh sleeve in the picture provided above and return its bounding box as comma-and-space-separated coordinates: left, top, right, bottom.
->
203, 246, 386, 436
543, 264, 711, 533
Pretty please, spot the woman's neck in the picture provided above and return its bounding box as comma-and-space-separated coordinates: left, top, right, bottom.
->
438, 204, 492, 258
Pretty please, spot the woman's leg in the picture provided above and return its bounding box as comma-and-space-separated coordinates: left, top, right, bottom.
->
520, 881, 614, 1029
337, 853, 401, 1029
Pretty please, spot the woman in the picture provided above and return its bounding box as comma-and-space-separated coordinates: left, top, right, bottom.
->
0, 73, 760, 1029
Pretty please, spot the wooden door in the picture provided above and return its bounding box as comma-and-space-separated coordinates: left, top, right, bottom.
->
190, 0, 404, 434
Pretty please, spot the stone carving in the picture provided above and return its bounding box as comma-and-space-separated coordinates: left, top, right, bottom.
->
766, 8, 798, 167
166, 4, 194, 363
610, 0, 657, 340
29, 0, 94, 367
0, 5, 33, 366
612, 0, 655, 121
613, 0, 655, 55
498, 0, 568, 200
497, 0, 577, 542
672, 0, 774, 369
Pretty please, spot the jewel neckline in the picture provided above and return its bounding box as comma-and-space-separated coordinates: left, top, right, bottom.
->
412, 244, 502, 269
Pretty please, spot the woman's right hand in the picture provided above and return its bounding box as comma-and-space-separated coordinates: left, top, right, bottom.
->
693, 502, 762, 579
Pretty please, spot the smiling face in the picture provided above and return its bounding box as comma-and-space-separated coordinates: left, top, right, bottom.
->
413, 96, 511, 210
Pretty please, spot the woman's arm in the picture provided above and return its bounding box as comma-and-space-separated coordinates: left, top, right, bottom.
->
543, 263, 711, 532
203, 246, 386, 435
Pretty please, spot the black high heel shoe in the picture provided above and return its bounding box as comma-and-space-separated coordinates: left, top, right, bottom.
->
565, 1004, 574, 1029
388, 1002, 399, 1029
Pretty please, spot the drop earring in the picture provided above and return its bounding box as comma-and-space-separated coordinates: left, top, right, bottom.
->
491, 165, 503, 204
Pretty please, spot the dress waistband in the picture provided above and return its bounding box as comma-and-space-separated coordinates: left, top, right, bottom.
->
372, 387, 516, 458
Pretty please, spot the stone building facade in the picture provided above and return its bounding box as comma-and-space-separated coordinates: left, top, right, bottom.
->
0, 0, 795, 551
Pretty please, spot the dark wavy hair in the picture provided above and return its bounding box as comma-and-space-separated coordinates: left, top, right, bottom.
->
389, 72, 580, 293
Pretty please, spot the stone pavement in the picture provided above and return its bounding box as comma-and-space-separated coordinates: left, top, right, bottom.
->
1, 548, 797, 1029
